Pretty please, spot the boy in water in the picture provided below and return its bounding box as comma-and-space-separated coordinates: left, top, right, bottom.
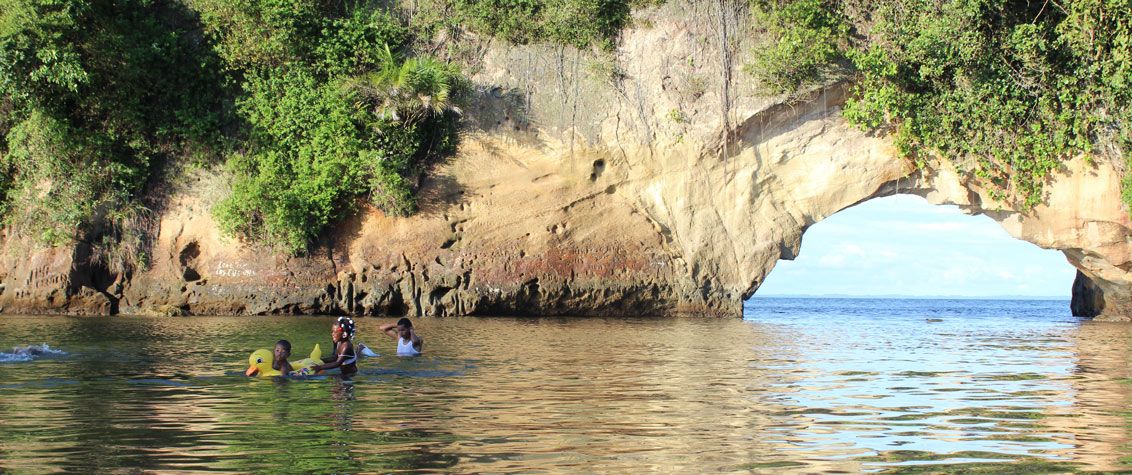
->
312, 317, 358, 376
380, 318, 423, 356
273, 340, 294, 376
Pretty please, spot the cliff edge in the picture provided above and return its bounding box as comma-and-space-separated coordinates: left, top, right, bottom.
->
1, 3, 1127, 318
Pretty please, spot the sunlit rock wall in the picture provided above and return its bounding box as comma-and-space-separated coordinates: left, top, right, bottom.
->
911, 157, 1132, 321
0, 1, 1127, 318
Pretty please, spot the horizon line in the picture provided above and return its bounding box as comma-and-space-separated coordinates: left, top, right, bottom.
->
752, 294, 1070, 300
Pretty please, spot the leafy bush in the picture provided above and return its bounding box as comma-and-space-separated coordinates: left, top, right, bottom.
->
0, 0, 225, 263
746, 0, 850, 93
214, 64, 455, 253
316, 9, 410, 77
194, 0, 409, 75
452, 0, 542, 45
0, 0, 468, 256
192, 0, 325, 69
199, 2, 467, 253
751, 0, 1132, 210
446, 0, 636, 50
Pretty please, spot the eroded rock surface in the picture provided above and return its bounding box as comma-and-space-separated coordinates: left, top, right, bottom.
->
913, 156, 1132, 321
1, 2, 1128, 317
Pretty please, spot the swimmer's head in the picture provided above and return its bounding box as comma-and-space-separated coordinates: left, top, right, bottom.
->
274, 340, 291, 359
397, 317, 413, 340
333, 317, 356, 342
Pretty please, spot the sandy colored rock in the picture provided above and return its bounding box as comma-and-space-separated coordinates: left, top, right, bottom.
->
1, 2, 1128, 317
913, 156, 1132, 320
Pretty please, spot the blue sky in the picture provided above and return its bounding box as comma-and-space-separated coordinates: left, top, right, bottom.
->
754, 195, 1076, 298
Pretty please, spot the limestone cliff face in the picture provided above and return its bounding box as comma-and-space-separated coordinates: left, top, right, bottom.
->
0, 2, 1128, 318
913, 157, 1132, 321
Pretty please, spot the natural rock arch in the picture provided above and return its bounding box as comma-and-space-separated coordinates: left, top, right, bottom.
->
0, 4, 1127, 318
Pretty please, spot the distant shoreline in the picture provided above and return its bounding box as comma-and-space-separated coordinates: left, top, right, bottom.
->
752, 294, 1069, 301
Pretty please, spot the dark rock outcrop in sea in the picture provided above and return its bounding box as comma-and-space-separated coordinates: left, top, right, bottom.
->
1, 2, 1127, 318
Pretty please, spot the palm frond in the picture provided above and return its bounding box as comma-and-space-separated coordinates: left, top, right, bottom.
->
345, 44, 469, 126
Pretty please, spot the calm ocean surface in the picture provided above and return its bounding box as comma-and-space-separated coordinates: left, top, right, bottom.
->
0, 298, 1128, 473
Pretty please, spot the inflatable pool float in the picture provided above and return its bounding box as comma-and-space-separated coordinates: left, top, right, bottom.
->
358, 342, 379, 357
246, 344, 322, 377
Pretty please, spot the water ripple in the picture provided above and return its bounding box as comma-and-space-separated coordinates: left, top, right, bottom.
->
0, 301, 1128, 472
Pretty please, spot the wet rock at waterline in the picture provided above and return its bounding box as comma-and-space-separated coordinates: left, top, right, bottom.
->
1, 7, 1128, 318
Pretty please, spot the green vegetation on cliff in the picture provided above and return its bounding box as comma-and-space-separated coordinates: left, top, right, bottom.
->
0, 0, 664, 257
411, 0, 654, 50
750, 0, 1131, 210
196, 1, 467, 253
0, 0, 468, 257
12, 0, 1120, 260
0, 0, 225, 267
747, 0, 849, 94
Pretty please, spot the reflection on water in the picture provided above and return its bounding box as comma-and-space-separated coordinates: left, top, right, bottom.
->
0, 298, 1128, 472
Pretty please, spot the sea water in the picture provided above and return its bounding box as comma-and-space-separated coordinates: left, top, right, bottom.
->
0, 298, 1127, 472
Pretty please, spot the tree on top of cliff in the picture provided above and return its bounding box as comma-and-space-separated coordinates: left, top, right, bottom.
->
410, 0, 648, 51
344, 44, 472, 125
198, 1, 467, 253
0, 0, 227, 269
749, 0, 1131, 212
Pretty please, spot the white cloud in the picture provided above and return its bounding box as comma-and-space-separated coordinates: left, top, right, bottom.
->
875, 248, 899, 259
914, 222, 969, 233
818, 253, 847, 268
941, 266, 970, 284
757, 194, 1076, 297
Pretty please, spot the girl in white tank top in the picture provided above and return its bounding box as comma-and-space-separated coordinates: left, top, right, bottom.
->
381, 318, 423, 356
397, 337, 421, 356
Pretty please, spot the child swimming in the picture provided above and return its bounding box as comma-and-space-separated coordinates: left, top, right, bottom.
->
380, 318, 422, 356
272, 340, 294, 376
312, 317, 358, 377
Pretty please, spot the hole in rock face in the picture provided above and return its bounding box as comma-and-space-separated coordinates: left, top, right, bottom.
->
179, 241, 202, 282
182, 268, 201, 282
590, 159, 606, 181
388, 289, 408, 316
179, 241, 200, 267
745, 195, 1076, 310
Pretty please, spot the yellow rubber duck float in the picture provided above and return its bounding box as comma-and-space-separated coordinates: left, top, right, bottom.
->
245, 344, 322, 377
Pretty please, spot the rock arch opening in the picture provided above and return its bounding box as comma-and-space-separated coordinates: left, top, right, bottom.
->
746, 194, 1077, 307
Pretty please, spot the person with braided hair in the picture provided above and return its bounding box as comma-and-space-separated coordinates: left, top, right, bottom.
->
312, 317, 358, 376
